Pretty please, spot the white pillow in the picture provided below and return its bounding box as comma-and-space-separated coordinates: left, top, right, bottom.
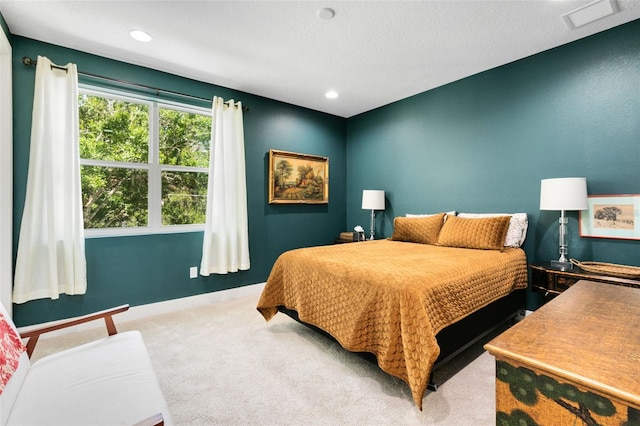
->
406, 211, 456, 218
457, 213, 528, 247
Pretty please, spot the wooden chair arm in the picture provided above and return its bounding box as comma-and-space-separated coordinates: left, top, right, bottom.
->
19, 304, 130, 358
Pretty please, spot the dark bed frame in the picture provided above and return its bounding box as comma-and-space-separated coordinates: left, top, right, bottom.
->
277, 287, 526, 391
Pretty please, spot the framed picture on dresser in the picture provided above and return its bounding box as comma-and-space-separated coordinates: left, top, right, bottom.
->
580, 194, 640, 240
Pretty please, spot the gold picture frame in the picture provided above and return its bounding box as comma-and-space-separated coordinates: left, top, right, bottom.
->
268, 149, 329, 204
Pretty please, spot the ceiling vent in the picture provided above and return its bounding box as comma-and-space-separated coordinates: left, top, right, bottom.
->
562, 0, 619, 29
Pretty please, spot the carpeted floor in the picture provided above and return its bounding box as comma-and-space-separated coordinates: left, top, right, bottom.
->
30, 287, 502, 425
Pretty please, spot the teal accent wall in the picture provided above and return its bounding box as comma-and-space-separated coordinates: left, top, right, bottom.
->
9, 19, 640, 324
347, 20, 640, 308
12, 37, 347, 326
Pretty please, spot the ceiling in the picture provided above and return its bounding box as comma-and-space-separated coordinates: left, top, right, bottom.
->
1, 1, 639, 118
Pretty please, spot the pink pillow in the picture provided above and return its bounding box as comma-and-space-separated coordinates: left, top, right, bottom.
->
0, 313, 26, 394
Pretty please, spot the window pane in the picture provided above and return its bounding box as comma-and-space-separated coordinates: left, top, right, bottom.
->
79, 94, 149, 163
81, 166, 148, 228
159, 108, 211, 168
161, 171, 208, 225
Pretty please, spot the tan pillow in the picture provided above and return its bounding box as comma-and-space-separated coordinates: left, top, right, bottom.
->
390, 213, 446, 245
436, 215, 511, 250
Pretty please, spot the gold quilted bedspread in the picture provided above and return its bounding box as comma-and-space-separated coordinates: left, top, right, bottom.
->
256, 240, 527, 409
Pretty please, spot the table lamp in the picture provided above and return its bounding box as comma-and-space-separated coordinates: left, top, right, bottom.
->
362, 190, 385, 240
540, 177, 588, 270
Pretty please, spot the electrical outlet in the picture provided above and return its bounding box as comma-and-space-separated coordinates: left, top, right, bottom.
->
189, 266, 198, 279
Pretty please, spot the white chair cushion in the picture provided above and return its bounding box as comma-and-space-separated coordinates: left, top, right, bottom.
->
7, 331, 172, 425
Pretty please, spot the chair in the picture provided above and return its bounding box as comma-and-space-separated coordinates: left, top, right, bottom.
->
0, 302, 171, 425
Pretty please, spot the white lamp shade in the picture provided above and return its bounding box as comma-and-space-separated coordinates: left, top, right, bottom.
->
362, 190, 385, 210
540, 177, 588, 211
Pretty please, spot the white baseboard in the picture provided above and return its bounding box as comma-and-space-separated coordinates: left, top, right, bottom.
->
18, 282, 266, 337
119, 282, 266, 323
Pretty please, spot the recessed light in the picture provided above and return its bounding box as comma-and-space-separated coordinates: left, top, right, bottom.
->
317, 8, 336, 20
325, 90, 338, 99
130, 30, 153, 42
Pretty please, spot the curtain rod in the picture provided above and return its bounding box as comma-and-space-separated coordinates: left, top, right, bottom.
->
22, 56, 249, 112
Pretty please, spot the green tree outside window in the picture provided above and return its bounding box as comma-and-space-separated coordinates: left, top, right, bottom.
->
79, 92, 211, 231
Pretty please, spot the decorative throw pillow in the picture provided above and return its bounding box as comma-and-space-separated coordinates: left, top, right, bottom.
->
0, 312, 26, 394
391, 213, 446, 245
457, 213, 528, 247
436, 215, 511, 250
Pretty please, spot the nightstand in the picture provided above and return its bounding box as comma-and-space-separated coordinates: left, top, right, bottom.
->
334, 237, 369, 244
334, 231, 365, 244
333, 238, 359, 244
530, 262, 640, 300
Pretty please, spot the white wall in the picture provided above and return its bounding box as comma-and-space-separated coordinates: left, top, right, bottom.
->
0, 26, 12, 314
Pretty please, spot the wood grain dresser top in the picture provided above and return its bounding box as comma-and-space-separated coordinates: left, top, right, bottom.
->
485, 280, 640, 408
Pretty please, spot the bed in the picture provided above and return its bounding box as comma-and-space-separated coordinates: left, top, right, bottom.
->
257, 213, 528, 409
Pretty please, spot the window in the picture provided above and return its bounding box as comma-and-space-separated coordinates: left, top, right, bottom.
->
78, 88, 212, 236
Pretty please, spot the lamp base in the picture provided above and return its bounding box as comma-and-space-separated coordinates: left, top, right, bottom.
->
368, 209, 376, 240
550, 260, 574, 271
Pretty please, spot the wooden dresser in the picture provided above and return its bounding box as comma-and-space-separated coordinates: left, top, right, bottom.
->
485, 280, 640, 425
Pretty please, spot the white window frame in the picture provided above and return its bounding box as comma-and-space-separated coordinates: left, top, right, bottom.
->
79, 85, 210, 238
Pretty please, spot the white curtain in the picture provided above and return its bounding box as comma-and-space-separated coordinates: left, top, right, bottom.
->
200, 97, 250, 275
13, 56, 86, 303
